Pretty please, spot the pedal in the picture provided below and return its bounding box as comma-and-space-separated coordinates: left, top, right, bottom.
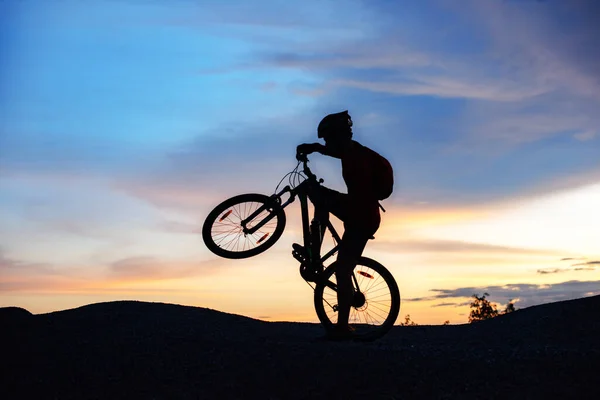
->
292, 251, 304, 263
292, 243, 307, 263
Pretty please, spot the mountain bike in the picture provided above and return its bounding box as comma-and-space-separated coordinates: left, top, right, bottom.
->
202, 156, 400, 341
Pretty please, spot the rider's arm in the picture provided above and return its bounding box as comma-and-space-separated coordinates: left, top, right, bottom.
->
313, 143, 342, 159
297, 142, 342, 159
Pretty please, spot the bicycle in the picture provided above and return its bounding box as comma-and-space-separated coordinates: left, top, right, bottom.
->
202, 156, 400, 341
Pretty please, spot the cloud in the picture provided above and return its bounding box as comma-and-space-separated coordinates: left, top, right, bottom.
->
408, 280, 600, 309
259, 1, 598, 104
574, 130, 597, 142
107, 256, 228, 281
0, 278, 72, 292
254, 33, 553, 103
443, 0, 600, 144
0, 251, 234, 293
469, 0, 600, 101
0, 250, 53, 274
261, 43, 432, 71
572, 261, 600, 267
370, 238, 559, 256
176, 1, 568, 106
431, 302, 464, 308
549, 259, 600, 273
331, 76, 548, 102
0, 250, 95, 292
537, 268, 566, 275
456, 94, 600, 145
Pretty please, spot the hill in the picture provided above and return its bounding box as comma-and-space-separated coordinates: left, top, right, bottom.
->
2, 296, 599, 399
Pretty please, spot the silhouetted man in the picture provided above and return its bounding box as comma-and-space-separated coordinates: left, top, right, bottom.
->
296, 110, 393, 340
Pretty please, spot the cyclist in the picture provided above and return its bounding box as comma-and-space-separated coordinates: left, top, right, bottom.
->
296, 110, 390, 340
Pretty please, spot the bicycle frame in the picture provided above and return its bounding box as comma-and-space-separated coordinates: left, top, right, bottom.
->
240, 159, 341, 266
237, 158, 390, 318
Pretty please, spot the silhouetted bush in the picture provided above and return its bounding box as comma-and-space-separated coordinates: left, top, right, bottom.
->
398, 315, 452, 326
399, 314, 418, 326
469, 293, 516, 323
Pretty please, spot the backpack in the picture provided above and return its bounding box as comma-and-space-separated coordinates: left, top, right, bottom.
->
362, 145, 394, 201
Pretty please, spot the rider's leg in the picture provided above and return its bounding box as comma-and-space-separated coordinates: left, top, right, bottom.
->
312, 203, 329, 261
306, 185, 348, 263
335, 230, 370, 330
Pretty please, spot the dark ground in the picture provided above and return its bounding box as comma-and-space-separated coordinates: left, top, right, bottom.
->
2, 295, 599, 399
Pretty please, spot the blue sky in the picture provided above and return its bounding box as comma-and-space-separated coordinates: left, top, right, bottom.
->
1, 0, 599, 322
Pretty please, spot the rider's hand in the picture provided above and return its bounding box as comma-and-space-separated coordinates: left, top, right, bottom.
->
296, 143, 319, 160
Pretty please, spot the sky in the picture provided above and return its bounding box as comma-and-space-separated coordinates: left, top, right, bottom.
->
1, 0, 599, 324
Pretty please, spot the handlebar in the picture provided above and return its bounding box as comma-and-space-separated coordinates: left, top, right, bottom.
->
297, 154, 320, 183
302, 158, 315, 180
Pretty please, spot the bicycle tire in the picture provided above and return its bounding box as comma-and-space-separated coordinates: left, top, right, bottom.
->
202, 193, 286, 259
313, 257, 400, 341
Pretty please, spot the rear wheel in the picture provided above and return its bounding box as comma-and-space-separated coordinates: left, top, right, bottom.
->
202, 193, 286, 259
314, 257, 400, 341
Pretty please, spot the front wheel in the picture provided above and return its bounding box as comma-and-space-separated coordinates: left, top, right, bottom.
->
202, 193, 286, 259
314, 257, 400, 341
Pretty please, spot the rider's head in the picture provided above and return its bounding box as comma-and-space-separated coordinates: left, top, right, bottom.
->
318, 110, 353, 149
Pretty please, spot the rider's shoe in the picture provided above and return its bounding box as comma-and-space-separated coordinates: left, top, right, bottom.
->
320, 325, 356, 341
292, 243, 304, 252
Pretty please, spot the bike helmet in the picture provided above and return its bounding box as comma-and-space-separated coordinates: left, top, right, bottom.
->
317, 110, 353, 139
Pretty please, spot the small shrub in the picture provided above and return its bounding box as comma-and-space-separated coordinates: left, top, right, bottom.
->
399, 314, 418, 326
469, 293, 517, 323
